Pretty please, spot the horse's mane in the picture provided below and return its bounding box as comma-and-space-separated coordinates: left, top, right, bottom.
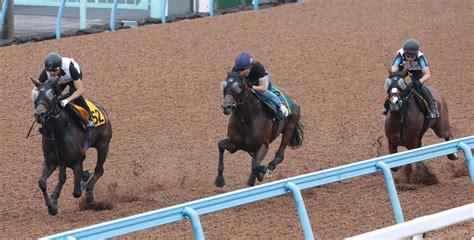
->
389, 71, 404, 79
227, 71, 241, 79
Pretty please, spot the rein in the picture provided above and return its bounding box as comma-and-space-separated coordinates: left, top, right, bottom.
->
236, 85, 260, 122
391, 89, 414, 146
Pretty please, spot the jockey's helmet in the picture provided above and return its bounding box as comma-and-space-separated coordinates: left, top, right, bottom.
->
44, 52, 63, 71
234, 52, 253, 70
402, 39, 420, 56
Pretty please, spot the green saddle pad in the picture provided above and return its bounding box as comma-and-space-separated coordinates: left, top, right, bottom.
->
257, 86, 295, 120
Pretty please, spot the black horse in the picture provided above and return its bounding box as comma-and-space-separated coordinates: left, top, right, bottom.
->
32, 78, 112, 215
384, 70, 457, 183
216, 71, 304, 187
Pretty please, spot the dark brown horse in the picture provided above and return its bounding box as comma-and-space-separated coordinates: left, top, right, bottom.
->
32, 78, 112, 215
384, 71, 457, 183
216, 71, 303, 187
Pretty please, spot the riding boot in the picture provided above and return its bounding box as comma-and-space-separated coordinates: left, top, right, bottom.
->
419, 84, 439, 119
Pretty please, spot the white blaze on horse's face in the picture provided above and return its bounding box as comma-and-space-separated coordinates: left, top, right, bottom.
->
389, 88, 402, 111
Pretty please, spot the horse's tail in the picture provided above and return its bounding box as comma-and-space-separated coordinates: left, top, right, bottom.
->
289, 121, 304, 149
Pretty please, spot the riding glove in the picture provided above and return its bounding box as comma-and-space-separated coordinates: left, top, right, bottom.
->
60, 99, 69, 107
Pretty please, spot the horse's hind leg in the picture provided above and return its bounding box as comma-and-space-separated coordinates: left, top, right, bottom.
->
268, 124, 296, 172
38, 162, 58, 215
438, 131, 458, 160
51, 166, 66, 207
432, 110, 458, 160
215, 139, 238, 188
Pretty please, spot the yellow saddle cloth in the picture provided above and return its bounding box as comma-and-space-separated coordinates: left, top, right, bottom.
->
69, 100, 106, 127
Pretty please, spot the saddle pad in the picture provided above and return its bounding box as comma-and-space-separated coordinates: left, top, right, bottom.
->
69, 100, 106, 127
256, 86, 295, 120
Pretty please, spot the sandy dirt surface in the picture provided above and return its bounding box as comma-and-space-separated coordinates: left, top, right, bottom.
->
0, 0, 472, 239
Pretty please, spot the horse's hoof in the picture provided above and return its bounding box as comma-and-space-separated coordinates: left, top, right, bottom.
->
391, 166, 401, 172
215, 178, 225, 188
448, 153, 458, 161
73, 190, 82, 198
48, 206, 58, 216
256, 172, 265, 182
264, 169, 273, 179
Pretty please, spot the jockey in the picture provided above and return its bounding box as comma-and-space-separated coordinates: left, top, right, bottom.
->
232, 52, 289, 117
385, 39, 439, 119
38, 52, 96, 129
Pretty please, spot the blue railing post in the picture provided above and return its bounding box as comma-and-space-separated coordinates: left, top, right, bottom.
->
376, 161, 404, 224
0, 0, 9, 38
55, 0, 67, 39
80, 0, 87, 29
182, 207, 205, 240
209, 0, 214, 17
253, 0, 258, 11
285, 182, 314, 240
160, 0, 167, 24
457, 142, 474, 184
110, 0, 119, 32
297, 0, 302, 4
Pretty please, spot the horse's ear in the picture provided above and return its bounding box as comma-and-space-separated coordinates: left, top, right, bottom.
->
31, 78, 41, 87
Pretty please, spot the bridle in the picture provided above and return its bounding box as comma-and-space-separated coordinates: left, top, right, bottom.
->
33, 91, 68, 141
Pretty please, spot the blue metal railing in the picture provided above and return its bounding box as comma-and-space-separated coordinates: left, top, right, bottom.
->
0, 0, 10, 38
252, 0, 302, 11
40, 136, 474, 239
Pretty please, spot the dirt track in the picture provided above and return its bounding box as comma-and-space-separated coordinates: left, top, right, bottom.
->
0, 0, 473, 239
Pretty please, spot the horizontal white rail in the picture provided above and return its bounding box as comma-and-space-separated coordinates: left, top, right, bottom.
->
347, 203, 474, 240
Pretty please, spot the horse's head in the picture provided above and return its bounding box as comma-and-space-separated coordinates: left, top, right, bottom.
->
384, 71, 409, 112
220, 71, 249, 115
31, 78, 62, 124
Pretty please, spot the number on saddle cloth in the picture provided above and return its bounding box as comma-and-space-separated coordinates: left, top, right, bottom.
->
69, 100, 106, 127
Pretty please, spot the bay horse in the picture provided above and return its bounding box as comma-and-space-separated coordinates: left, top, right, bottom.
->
32, 78, 112, 215
384, 70, 457, 183
216, 71, 304, 187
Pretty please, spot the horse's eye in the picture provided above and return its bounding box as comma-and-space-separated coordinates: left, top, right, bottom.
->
45, 89, 54, 99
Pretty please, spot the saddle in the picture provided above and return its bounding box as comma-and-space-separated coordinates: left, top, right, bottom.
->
411, 88, 430, 118
254, 86, 294, 121
68, 99, 106, 129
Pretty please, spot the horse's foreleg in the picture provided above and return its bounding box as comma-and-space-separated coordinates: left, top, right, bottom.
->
215, 139, 238, 188
252, 144, 269, 183
51, 166, 66, 207
72, 163, 83, 198
388, 142, 400, 172
38, 163, 58, 215
86, 145, 108, 204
